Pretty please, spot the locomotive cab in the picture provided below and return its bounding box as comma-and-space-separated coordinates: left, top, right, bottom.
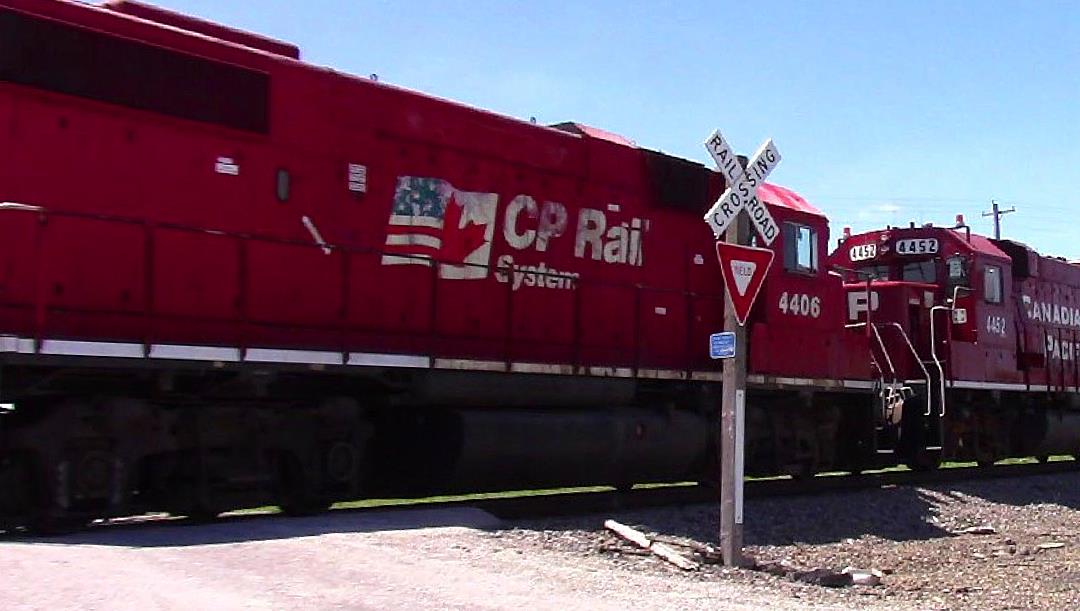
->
827, 223, 1015, 468
743, 186, 874, 382
832, 224, 1015, 380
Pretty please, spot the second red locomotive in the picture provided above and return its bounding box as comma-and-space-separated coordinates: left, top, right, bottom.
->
832, 221, 1080, 468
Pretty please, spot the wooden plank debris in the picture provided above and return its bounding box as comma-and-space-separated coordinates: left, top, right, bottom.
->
603, 520, 699, 571
956, 525, 997, 535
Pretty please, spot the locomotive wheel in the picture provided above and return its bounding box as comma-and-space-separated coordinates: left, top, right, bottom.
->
789, 460, 818, 481
0, 454, 32, 520
277, 454, 329, 517
25, 456, 84, 536
29, 512, 85, 536
973, 445, 996, 468
904, 449, 942, 472
972, 418, 1006, 468
185, 506, 222, 523
73, 450, 114, 500
325, 441, 359, 485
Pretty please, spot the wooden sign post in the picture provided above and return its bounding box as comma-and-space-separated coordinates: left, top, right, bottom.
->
703, 130, 781, 567
720, 214, 749, 567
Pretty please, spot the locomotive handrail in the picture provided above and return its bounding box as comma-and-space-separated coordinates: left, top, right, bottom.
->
1057, 328, 1066, 392
851, 322, 900, 394
928, 284, 971, 417
847, 321, 894, 421
0, 203, 722, 296
1043, 328, 1056, 394
929, 305, 950, 417
868, 324, 904, 422
1067, 330, 1075, 392
2, 201, 727, 373
848, 320, 932, 418
882, 322, 933, 417
0, 202, 44, 212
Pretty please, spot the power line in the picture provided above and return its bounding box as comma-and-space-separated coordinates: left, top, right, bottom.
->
808, 195, 1061, 211
810, 195, 990, 204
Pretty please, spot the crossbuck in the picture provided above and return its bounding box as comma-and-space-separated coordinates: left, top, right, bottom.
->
703, 131, 782, 245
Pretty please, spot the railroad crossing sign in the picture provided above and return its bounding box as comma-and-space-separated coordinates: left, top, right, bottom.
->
703, 130, 782, 244
703, 128, 782, 567
715, 242, 775, 326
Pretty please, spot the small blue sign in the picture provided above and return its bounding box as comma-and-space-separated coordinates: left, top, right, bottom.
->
709, 332, 736, 360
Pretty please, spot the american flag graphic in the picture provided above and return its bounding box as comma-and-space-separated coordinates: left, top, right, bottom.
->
381, 176, 498, 280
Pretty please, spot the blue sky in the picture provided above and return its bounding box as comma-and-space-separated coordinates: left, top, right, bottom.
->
156, 0, 1080, 257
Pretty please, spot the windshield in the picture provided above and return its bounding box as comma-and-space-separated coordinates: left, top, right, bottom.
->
901, 260, 936, 283
856, 264, 890, 281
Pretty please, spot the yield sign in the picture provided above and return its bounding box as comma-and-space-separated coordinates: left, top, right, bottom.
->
715, 242, 774, 326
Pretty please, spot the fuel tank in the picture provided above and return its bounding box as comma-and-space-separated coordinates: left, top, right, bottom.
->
372, 407, 710, 494
399, 370, 637, 409
1032, 410, 1080, 457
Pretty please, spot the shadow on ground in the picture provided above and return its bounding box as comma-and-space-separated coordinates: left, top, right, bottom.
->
0, 506, 502, 548
507, 471, 1080, 548
3, 472, 1077, 549
955, 471, 1080, 510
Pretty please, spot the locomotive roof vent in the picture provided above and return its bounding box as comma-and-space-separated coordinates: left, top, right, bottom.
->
103, 1, 301, 60
641, 149, 710, 213
549, 122, 636, 147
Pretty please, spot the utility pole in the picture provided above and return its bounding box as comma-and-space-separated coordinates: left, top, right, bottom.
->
982, 200, 1015, 240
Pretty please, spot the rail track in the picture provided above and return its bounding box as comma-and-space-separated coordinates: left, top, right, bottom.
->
1, 459, 1076, 538
476, 459, 1080, 519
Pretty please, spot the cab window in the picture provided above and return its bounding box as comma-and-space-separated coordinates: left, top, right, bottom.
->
946, 255, 970, 289
783, 222, 817, 274
857, 264, 890, 280
901, 260, 936, 283
984, 265, 1003, 304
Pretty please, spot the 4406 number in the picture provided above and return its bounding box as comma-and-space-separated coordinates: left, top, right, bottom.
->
778, 292, 821, 318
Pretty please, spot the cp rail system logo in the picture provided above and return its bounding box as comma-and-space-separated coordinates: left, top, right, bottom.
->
380, 176, 650, 290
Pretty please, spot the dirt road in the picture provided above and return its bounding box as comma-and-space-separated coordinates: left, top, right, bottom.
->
2, 508, 811, 611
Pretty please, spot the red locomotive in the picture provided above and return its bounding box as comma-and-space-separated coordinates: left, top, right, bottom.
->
0, 0, 1075, 532
831, 221, 1080, 468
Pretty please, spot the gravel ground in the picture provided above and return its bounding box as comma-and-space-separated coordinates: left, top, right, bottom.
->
500, 472, 1080, 610
0, 507, 823, 610
2, 472, 1077, 610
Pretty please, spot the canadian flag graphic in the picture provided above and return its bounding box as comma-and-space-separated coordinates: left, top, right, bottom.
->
381, 176, 497, 280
